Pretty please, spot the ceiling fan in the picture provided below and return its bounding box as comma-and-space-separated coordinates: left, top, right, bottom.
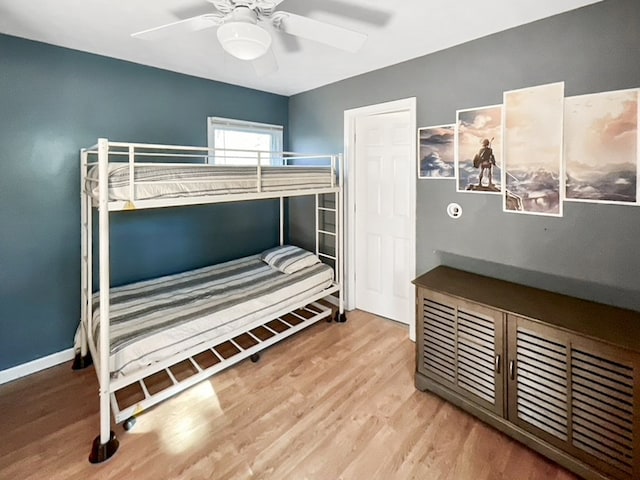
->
132, 0, 368, 75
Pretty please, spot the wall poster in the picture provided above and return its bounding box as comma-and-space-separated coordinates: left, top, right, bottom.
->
503, 82, 565, 216
455, 104, 503, 193
564, 88, 639, 205
417, 124, 455, 179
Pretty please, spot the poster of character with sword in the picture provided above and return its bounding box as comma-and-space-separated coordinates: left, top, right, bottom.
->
455, 104, 503, 193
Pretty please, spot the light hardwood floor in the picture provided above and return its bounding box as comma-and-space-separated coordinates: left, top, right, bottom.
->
0, 310, 578, 480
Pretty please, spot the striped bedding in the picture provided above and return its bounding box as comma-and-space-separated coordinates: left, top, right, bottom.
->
87, 163, 334, 201
91, 254, 334, 376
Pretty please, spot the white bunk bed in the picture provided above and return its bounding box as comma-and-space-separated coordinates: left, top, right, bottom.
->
75, 138, 345, 463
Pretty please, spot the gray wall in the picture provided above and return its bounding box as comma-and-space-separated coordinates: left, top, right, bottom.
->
0, 34, 288, 370
288, 0, 640, 312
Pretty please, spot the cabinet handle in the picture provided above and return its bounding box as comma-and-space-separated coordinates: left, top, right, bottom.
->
509, 360, 515, 380
495, 354, 501, 374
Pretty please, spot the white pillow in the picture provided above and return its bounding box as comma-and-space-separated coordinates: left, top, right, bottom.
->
260, 245, 320, 274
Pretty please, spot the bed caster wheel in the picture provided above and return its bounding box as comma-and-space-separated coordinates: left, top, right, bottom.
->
123, 417, 136, 432
250, 353, 260, 363
336, 312, 347, 323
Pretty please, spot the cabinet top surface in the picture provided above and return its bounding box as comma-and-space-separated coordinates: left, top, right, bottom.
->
413, 266, 640, 352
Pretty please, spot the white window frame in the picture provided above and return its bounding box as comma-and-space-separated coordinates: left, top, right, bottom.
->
207, 117, 284, 165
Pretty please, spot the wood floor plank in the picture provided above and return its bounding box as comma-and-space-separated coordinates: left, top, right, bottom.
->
256, 351, 409, 479
0, 310, 578, 480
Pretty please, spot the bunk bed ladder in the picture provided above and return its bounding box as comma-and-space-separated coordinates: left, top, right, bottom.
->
315, 194, 337, 263
315, 157, 346, 322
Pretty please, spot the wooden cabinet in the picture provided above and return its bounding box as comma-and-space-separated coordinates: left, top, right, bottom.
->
414, 266, 640, 480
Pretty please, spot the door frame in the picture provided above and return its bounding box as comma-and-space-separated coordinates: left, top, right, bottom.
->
343, 97, 417, 341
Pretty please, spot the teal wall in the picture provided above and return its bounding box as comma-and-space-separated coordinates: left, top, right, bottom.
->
0, 34, 289, 371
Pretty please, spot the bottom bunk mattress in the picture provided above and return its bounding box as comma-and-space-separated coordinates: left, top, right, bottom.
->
91, 253, 334, 376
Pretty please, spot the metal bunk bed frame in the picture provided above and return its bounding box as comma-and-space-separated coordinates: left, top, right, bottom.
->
76, 138, 345, 463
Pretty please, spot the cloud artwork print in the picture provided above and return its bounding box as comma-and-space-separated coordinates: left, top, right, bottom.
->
455, 105, 503, 193
418, 124, 455, 179
503, 82, 565, 216
564, 88, 639, 205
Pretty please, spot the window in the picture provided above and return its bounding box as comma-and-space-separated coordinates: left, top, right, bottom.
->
207, 117, 284, 165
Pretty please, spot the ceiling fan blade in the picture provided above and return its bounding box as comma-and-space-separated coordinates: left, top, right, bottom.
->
251, 48, 278, 77
272, 12, 367, 53
131, 14, 224, 40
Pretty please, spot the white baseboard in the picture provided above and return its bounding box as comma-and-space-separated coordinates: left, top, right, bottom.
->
0, 348, 75, 386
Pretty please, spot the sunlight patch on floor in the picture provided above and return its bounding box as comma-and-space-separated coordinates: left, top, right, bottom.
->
161, 382, 222, 455
126, 381, 222, 451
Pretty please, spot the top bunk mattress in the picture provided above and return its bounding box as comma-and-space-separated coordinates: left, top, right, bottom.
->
86, 163, 335, 201
92, 253, 334, 376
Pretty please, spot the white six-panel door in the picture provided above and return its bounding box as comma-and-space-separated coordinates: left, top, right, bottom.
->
354, 109, 414, 327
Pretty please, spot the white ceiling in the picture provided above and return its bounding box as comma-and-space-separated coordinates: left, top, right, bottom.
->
0, 0, 601, 96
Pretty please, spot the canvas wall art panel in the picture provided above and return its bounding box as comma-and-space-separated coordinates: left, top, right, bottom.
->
564, 88, 638, 205
418, 124, 455, 179
455, 105, 503, 193
503, 82, 565, 216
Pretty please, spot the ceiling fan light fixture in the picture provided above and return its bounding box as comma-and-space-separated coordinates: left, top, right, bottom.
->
217, 21, 272, 61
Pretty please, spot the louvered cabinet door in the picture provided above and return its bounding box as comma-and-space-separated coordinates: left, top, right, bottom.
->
507, 316, 572, 451
568, 337, 640, 480
418, 290, 504, 416
418, 290, 458, 389
455, 298, 504, 415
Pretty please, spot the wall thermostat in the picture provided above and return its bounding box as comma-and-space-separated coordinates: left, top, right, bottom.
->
447, 203, 462, 219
